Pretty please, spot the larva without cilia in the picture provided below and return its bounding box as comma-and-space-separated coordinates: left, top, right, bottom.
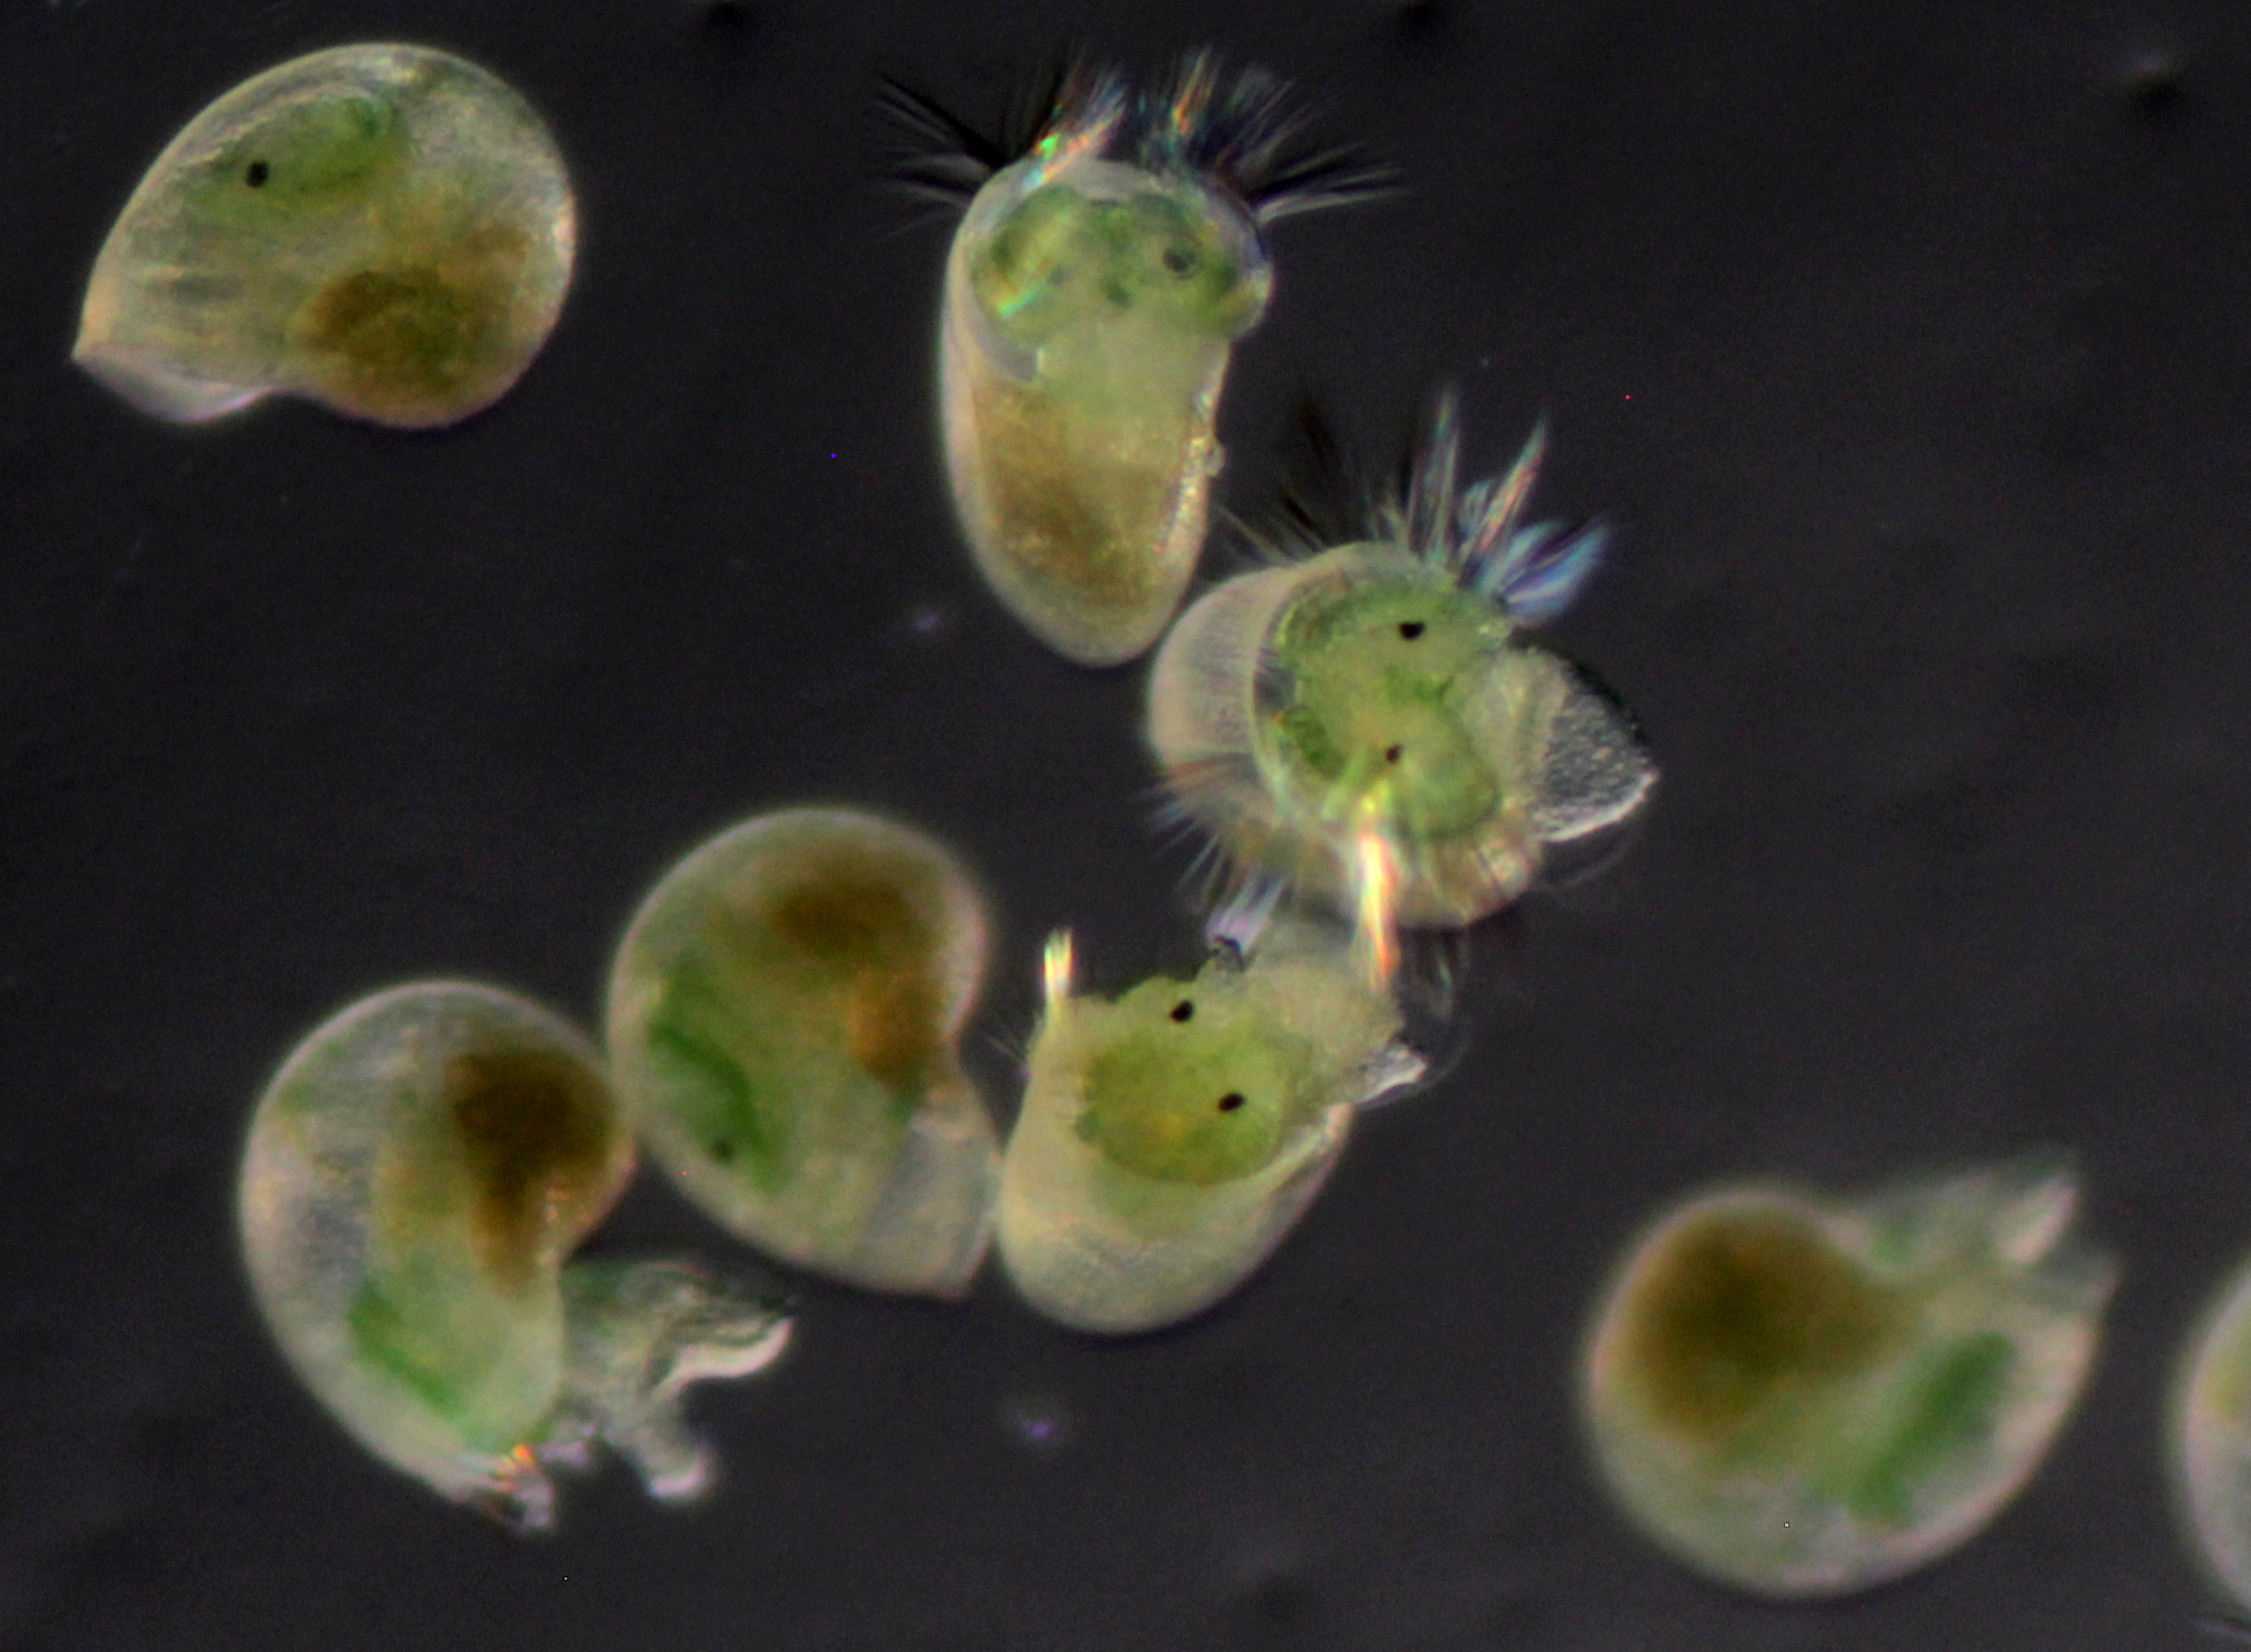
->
606, 807, 1000, 1299
238, 982, 790, 1529
1580, 1157, 2113, 1597
890, 54, 1385, 665
76, 44, 575, 428
998, 914, 1424, 1335
1146, 392, 1658, 967
2170, 1240, 2251, 1613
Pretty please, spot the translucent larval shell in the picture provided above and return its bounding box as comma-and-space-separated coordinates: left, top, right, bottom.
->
607, 808, 999, 1298
1147, 400, 1654, 942
1580, 1159, 2113, 1596
239, 982, 790, 1529
2169, 1245, 2251, 1611
76, 44, 575, 428
998, 924, 1423, 1335
913, 57, 1377, 665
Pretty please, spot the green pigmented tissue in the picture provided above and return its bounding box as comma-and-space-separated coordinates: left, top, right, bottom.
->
969, 184, 1260, 346
1846, 1333, 2015, 1524
239, 982, 790, 1528
76, 44, 575, 427
1070, 975, 1297, 1185
1147, 397, 1656, 952
607, 808, 999, 1298
195, 88, 403, 217
1264, 576, 1512, 840
1580, 1161, 2111, 1597
998, 922, 1422, 1335
645, 954, 793, 1195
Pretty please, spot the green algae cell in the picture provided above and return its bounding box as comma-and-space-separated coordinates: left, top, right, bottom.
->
1580, 1159, 2113, 1596
2168, 1243, 2251, 1611
1146, 395, 1654, 954
922, 56, 1375, 665
239, 982, 791, 1529
76, 44, 575, 428
998, 922, 1422, 1335
607, 808, 999, 1298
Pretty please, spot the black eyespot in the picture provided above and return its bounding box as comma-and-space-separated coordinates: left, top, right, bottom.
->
1216, 1091, 1247, 1113
1161, 245, 1196, 276
1397, 621, 1425, 639
244, 159, 270, 188
709, 1138, 734, 1163
1384, 745, 1404, 764
1170, 999, 1195, 1022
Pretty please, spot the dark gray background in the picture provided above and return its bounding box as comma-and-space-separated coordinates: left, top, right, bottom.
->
2, 0, 2242, 1645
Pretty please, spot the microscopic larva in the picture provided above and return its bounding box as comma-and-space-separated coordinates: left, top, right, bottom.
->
239, 982, 790, 1529
1580, 1157, 2113, 1596
892, 54, 1383, 665
607, 807, 999, 1298
998, 917, 1424, 1335
76, 44, 575, 427
1147, 392, 1656, 961
2171, 1242, 2251, 1612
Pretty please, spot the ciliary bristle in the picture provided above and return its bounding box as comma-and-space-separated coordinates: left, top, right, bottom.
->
878, 53, 1113, 207
1137, 50, 1393, 222
883, 50, 1389, 223
1205, 875, 1288, 957
1270, 390, 1368, 552
1404, 389, 1463, 567
984, 1012, 1037, 1069
878, 79, 1008, 203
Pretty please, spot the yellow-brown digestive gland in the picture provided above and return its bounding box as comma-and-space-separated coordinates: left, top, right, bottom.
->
445, 1047, 614, 1287
1616, 1210, 1904, 1445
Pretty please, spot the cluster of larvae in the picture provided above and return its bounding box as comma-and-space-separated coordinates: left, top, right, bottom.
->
237, 802, 1421, 1517
998, 377, 1662, 1331
918, 58, 1652, 953
916, 57, 2141, 1604
911, 58, 1665, 1327
105, 38, 2169, 1615
607, 807, 1413, 1336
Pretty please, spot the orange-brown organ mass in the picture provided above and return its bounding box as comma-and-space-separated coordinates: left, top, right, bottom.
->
446, 1048, 616, 1286
291, 222, 537, 424
761, 856, 947, 1093
1617, 1211, 1904, 1443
